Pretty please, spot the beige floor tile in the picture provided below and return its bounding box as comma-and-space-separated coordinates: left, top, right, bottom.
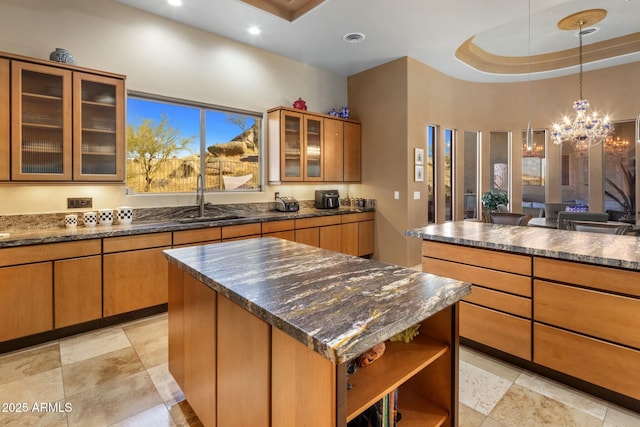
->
59, 326, 131, 365
66, 370, 163, 427
460, 359, 513, 415
604, 404, 640, 427
123, 315, 168, 369
0, 367, 64, 406
0, 398, 69, 427
167, 400, 204, 427
489, 383, 603, 427
62, 347, 146, 397
0, 342, 60, 386
515, 371, 608, 420
109, 403, 176, 427
147, 363, 185, 406
460, 346, 522, 382
459, 402, 487, 427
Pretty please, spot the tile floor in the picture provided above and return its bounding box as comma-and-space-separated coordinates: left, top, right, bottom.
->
0, 313, 638, 426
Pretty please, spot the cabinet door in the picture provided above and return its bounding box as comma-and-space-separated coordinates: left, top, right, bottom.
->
319, 224, 341, 252
11, 61, 72, 180
296, 227, 319, 247
103, 246, 170, 316
0, 58, 8, 181
304, 115, 323, 181
358, 220, 375, 256
340, 222, 358, 256
344, 121, 361, 182
323, 118, 343, 181
54, 255, 102, 328
73, 72, 125, 181
0, 262, 53, 341
280, 110, 304, 181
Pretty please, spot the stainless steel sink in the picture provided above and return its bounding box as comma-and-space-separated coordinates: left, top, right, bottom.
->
175, 215, 242, 223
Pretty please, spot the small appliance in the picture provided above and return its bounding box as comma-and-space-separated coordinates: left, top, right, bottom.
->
275, 192, 299, 212
315, 190, 340, 209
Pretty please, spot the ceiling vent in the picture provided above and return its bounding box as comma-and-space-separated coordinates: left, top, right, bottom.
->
343, 32, 365, 43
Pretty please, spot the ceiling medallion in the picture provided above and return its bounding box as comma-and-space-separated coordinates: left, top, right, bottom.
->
551, 9, 613, 147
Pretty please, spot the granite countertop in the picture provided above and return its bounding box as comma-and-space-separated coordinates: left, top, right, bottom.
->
406, 221, 640, 271
0, 203, 374, 248
163, 237, 471, 364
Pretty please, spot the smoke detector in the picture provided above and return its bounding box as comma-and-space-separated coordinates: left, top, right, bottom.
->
343, 32, 365, 43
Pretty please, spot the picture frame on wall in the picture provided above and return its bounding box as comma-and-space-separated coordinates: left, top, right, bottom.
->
415, 165, 424, 182
414, 148, 424, 165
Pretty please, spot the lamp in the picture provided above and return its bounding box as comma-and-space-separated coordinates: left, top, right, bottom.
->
552, 9, 613, 147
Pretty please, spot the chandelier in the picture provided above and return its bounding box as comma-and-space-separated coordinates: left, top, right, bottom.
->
605, 136, 630, 157
552, 10, 613, 147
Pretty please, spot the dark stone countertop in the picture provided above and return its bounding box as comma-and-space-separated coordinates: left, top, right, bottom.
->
406, 221, 640, 271
163, 237, 471, 364
0, 202, 374, 248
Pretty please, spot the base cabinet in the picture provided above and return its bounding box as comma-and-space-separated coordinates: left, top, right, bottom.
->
54, 255, 102, 328
169, 264, 458, 427
103, 233, 172, 316
0, 262, 52, 341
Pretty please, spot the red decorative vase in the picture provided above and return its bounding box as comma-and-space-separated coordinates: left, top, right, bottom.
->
292, 98, 307, 111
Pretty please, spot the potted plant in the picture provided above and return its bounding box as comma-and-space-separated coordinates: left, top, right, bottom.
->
481, 190, 509, 212
605, 159, 636, 223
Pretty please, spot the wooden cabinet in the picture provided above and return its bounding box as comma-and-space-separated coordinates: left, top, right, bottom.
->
268, 107, 361, 183
173, 227, 222, 247
341, 212, 375, 256
421, 241, 532, 360
11, 60, 72, 180
0, 262, 52, 342
0, 239, 101, 342
261, 219, 295, 241
103, 233, 172, 316
0, 58, 9, 181
532, 258, 640, 400
295, 215, 342, 248
73, 72, 125, 181
6, 53, 125, 182
221, 223, 261, 241
169, 261, 458, 427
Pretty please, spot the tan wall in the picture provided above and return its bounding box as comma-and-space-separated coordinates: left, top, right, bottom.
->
0, 0, 350, 214
350, 57, 640, 266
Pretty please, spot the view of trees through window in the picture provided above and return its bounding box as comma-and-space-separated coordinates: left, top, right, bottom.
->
126, 94, 261, 193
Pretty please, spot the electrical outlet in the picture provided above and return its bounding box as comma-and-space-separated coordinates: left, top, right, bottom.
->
67, 197, 93, 209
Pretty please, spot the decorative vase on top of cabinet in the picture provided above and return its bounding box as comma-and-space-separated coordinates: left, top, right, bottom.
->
9, 56, 125, 182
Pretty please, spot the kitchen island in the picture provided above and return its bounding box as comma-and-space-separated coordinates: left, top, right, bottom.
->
406, 221, 640, 412
163, 237, 471, 426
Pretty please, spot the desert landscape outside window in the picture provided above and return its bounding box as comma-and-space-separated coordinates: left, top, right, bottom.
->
125, 93, 261, 193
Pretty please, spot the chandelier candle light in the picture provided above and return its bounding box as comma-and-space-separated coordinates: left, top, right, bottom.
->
552, 9, 613, 147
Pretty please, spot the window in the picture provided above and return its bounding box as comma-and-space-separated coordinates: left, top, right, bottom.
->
427, 125, 436, 223
604, 120, 636, 222
126, 93, 262, 193
522, 129, 546, 215
444, 129, 454, 221
463, 131, 479, 219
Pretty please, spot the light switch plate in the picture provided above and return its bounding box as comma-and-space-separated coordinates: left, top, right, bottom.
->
394, 191, 400, 200
413, 191, 421, 200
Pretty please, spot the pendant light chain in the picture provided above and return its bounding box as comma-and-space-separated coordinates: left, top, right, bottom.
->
578, 21, 584, 100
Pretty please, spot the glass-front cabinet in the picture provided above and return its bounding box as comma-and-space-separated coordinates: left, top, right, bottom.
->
279, 110, 323, 181
11, 61, 72, 180
9, 59, 124, 182
73, 72, 124, 180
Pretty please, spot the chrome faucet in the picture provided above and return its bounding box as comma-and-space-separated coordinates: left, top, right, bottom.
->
196, 173, 205, 217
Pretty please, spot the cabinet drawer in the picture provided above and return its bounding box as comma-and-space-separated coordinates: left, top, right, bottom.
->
460, 302, 531, 360
104, 232, 172, 253
341, 211, 374, 223
173, 227, 221, 246
463, 286, 531, 318
423, 241, 531, 276
423, 257, 531, 297
221, 223, 261, 240
534, 280, 640, 349
534, 323, 640, 400
295, 216, 341, 229
0, 239, 101, 267
262, 220, 295, 233
534, 257, 640, 297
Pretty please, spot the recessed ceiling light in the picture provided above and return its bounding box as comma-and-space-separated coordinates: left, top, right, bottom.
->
343, 32, 365, 43
168, 0, 182, 6
248, 26, 261, 35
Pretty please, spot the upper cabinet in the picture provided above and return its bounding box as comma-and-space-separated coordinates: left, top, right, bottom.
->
268, 107, 361, 183
0, 58, 9, 181
4, 52, 125, 182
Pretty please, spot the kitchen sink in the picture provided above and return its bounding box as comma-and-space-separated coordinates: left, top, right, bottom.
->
175, 215, 243, 223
